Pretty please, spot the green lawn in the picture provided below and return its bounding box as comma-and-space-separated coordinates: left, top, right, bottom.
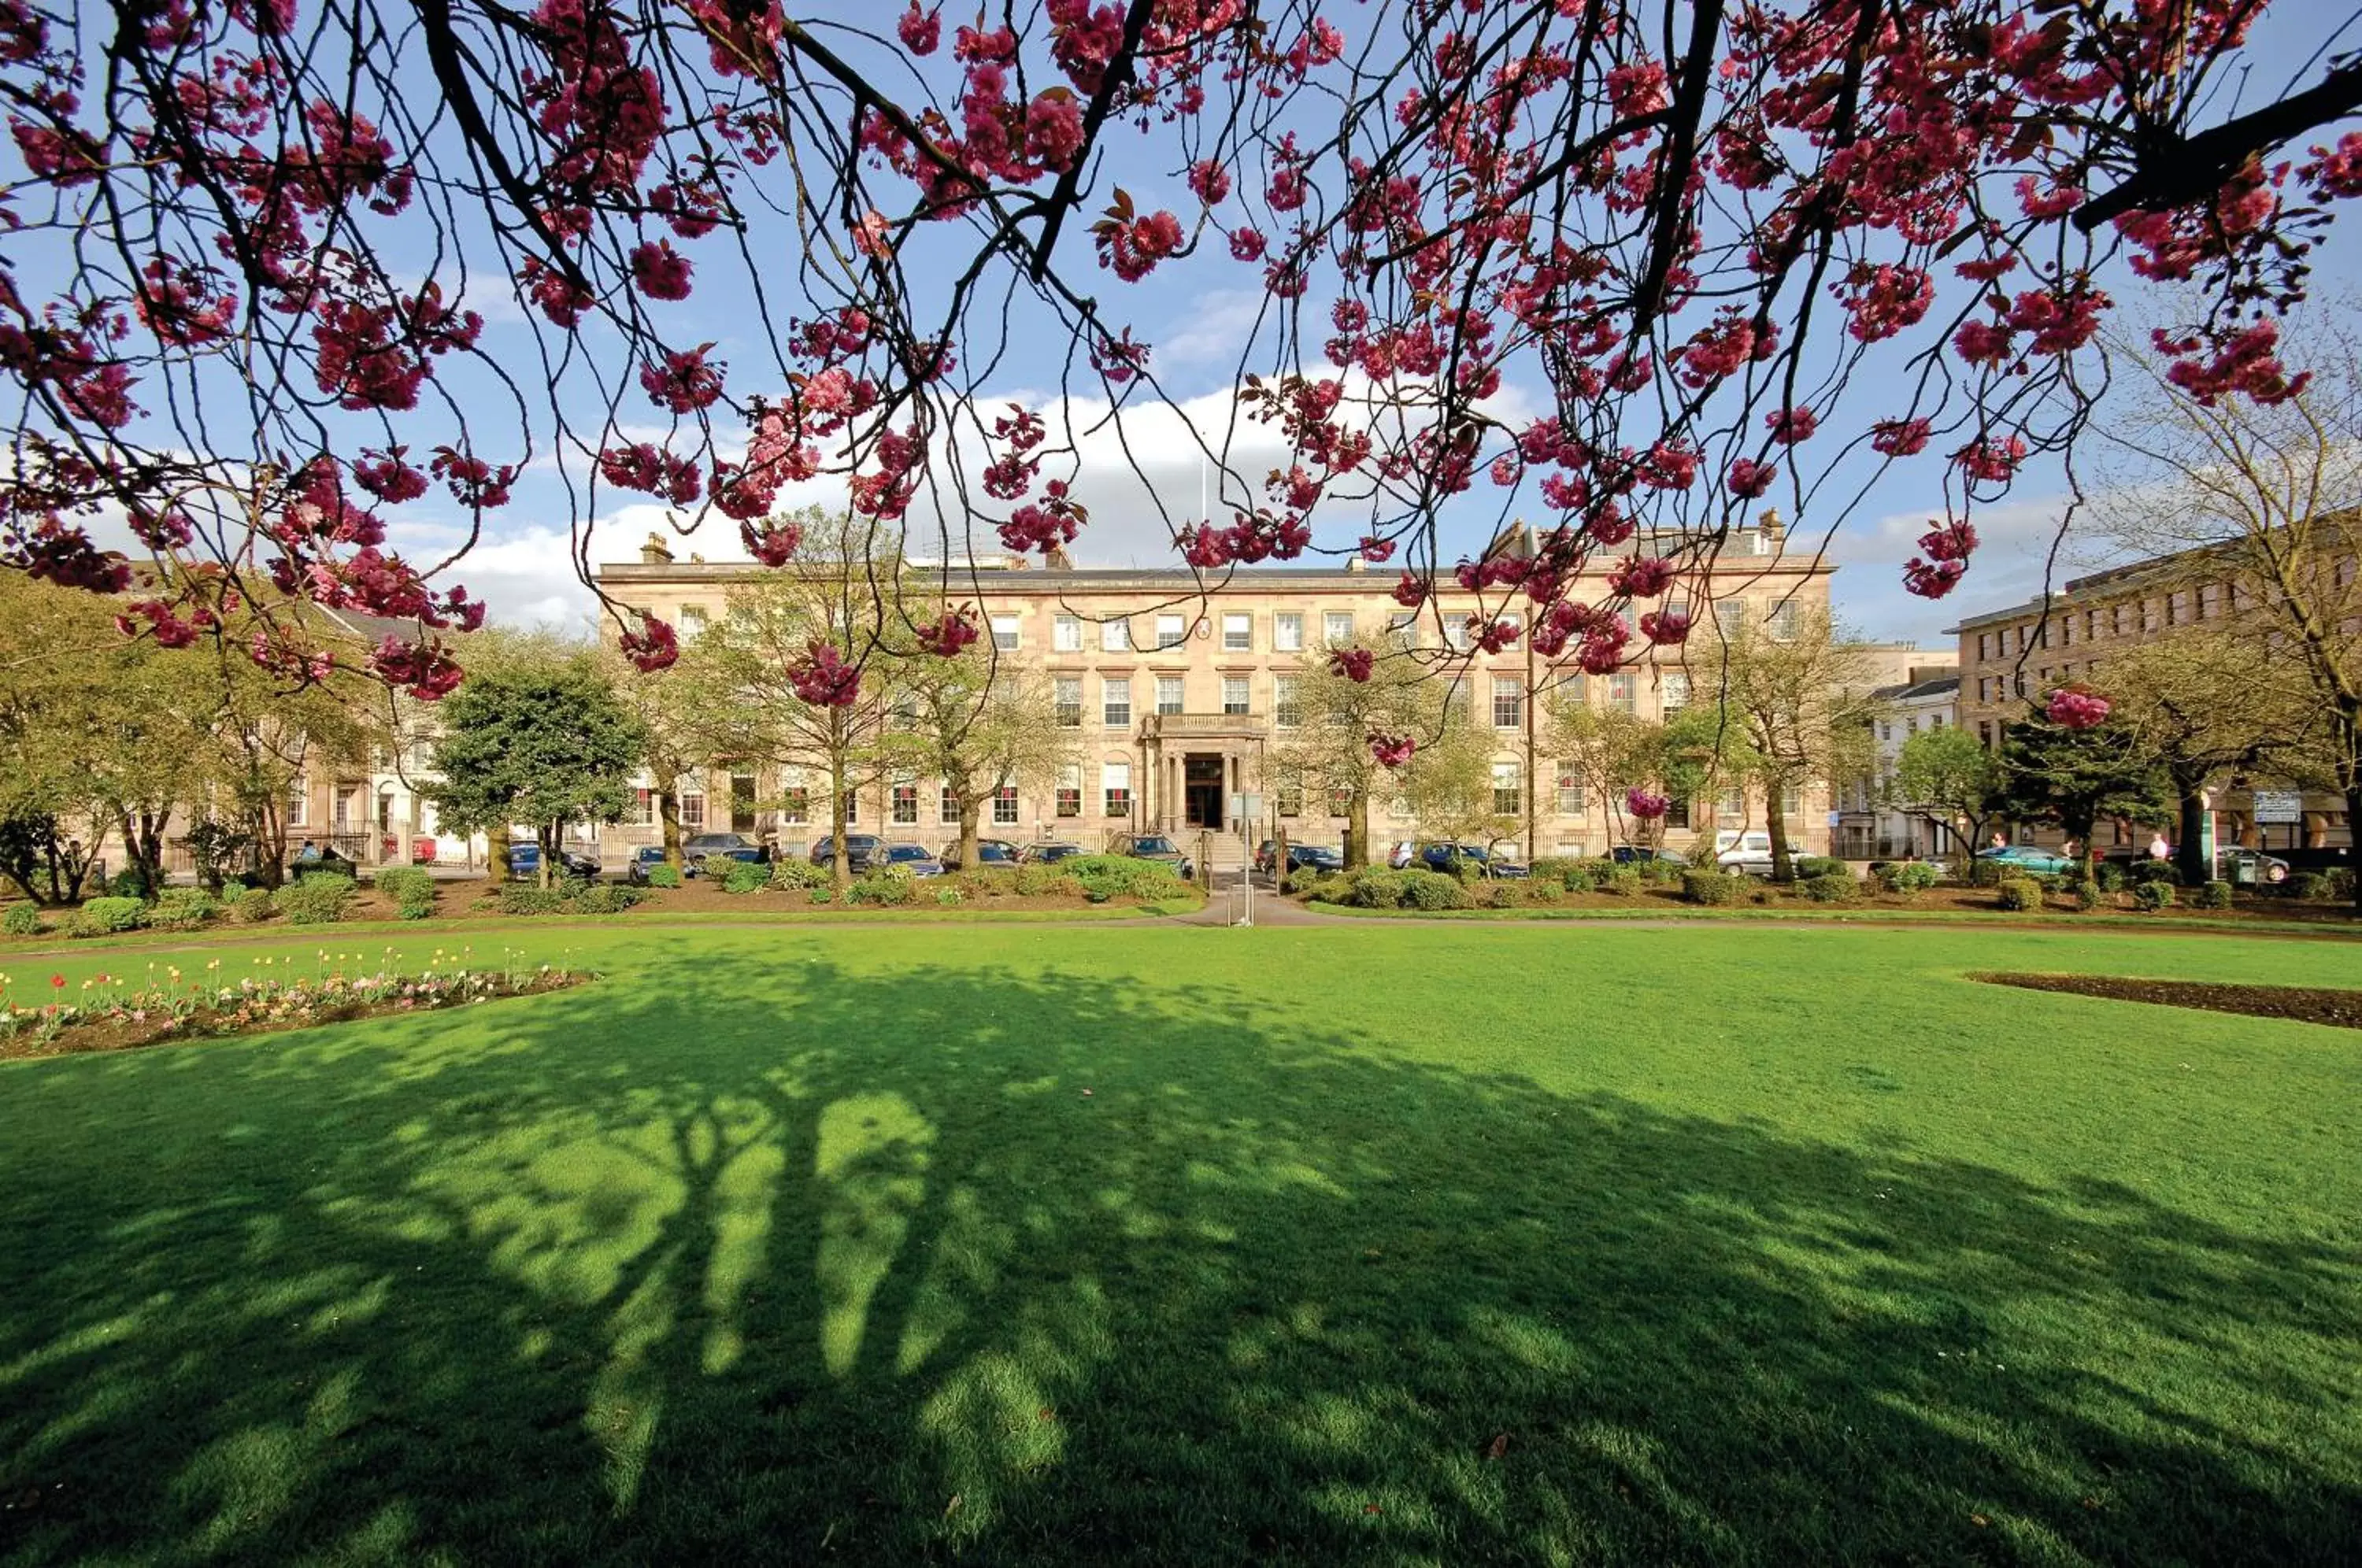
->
2, 923, 2357, 1564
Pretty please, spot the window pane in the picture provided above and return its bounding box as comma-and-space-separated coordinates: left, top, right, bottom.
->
1609, 674, 1636, 712
1275, 613, 1303, 651
1103, 677, 1131, 727
1554, 764, 1585, 815
1491, 676, 1523, 729
1157, 675, 1183, 715
939, 786, 959, 825
994, 786, 1019, 826
1054, 677, 1082, 728
1222, 676, 1249, 715
1101, 619, 1131, 651
1275, 675, 1301, 728
1661, 671, 1690, 712
1156, 614, 1186, 649
1223, 612, 1251, 650
1102, 761, 1131, 818
1053, 616, 1082, 652
1492, 761, 1520, 817
1324, 611, 1354, 644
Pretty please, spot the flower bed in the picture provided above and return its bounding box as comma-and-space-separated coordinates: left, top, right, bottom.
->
0, 948, 588, 1061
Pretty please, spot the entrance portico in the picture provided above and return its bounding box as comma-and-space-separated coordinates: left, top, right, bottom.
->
1143, 714, 1265, 836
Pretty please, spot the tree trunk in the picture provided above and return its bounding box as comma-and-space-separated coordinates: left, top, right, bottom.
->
657, 772, 684, 866
829, 756, 850, 885
1344, 786, 1369, 871
2172, 765, 2212, 888
1765, 793, 1794, 882
538, 822, 558, 889
957, 793, 983, 871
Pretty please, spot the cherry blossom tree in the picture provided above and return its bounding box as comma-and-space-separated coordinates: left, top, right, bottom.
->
1, 0, 2356, 722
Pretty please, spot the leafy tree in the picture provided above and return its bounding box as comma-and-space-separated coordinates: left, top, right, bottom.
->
898, 638, 1072, 872
1890, 727, 2008, 878
1694, 608, 1884, 881
2099, 630, 2305, 888
1265, 642, 1433, 870
1997, 718, 2173, 882
1545, 701, 1664, 850
425, 649, 647, 886
1395, 711, 1516, 860
602, 639, 713, 870
2, 1, 2353, 697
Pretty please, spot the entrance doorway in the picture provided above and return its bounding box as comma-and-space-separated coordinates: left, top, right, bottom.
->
1183, 753, 1225, 830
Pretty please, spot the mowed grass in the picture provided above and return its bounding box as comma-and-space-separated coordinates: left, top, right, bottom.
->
2, 924, 2358, 1566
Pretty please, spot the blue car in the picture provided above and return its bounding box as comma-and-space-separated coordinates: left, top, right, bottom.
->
1975, 844, 2076, 877
1418, 842, 1530, 879
507, 842, 601, 881
876, 842, 946, 877
626, 845, 674, 884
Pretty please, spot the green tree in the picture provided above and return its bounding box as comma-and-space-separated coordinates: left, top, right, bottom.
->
1697, 608, 1885, 880
1890, 726, 2008, 877
1395, 706, 1516, 858
899, 637, 1072, 871
1265, 642, 1433, 870
1997, 717, 2173, 881
425, 648, 647, 886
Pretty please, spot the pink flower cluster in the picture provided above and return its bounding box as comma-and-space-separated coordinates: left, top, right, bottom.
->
1368, 733, 1415, 768
1902, 519, 1979, 601
621, 613, 679, 672
789, 640, 860, 706
916, 608, 979, 656
1625, 788, 1668, 820
1328, 647, 1373, 682
2046, 687, 2112, 730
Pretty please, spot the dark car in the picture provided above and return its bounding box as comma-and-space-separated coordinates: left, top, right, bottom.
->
288, 841, 358, 877
626, 845, 675, 885
1418, 841, 1530, 879
807, 834, 883, 874
1024, 841, 1085, 865
1108, 833, 1195, 881
876, 842, 946, 878
939, 838, 1021, 870
507, 841, 602, 881
682, 831, 767, 875
1609, 845, 1687, 867
1255, 840, 1344, 875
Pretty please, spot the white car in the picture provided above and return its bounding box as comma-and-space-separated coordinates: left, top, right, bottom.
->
1716, 830, 1775, 876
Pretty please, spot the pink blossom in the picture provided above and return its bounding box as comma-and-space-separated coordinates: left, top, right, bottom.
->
2046, 687, 2112, 729
1625, 787, 1669, 821
896, 2, 939, 54
1368, 733, 1415, 768
1329, 647, 1373, 682
740, 517, 802, 567
630, 240, 693, 301
621, 614, 679, 672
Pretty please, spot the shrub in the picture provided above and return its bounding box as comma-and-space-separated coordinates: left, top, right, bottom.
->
1682, 870, 1746, 906
376, 867, 439, 921
2327, 867, 2357, 901
808, 886, 834, 905
956, 868, 1019, 899
2198, 880, 2234, 909
1403, 870, 1474, 910
1012, 864, 1071, 897
1346, 868, 1411, 908
935, 887, 963, 907
2072, 881, 2104, 912
2133, 880, 2175, 911
231, 887, 275, 923
1558, 865, 1596, 893
274, 873, 354, 925
1283, 868, 1324, 895
1875, 862, 1941, 897
492, 884, 570, 917
1523, 878, 1563, 905
572, 882, 643, 915
146, 888, 219, 930
1305, 873, 1353, 904
1603, 867, 1644, 897
1530, 857, 1590, 890
2127, 859, 2182, 886
74, 897, 146, 935
768, 859, 828, 890
1800, 871, 1860, 904
847, 872, 916, 906
646, 863, 683, 889
1995, 878, 2042, 912
2095, 863, 2127, 893
2292, 871, 2332, 901
2, 902, 39, 936
1065, 855, 1186, 902
721, 859, 769, 894
1795, 856, 1848, 880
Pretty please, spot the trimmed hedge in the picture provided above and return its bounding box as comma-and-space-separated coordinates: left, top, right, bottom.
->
2198, 880, 2234, 909
273, 873, 354, 925
2, 903, 39, 936
1681, 870, 1747, 906
74, 897, 145, 935
645, 863, 683, 889
1995, 878, 2042, 912
2133, 880, 2175, 912
1064, 855, 1188, 902
231, 887, 276, 923
1402, 871, 1473, 911
146, 888, 219, 930
1800, 872, 1860, 904
1794, 856, 1849, 880
2292, 871, 2332, 900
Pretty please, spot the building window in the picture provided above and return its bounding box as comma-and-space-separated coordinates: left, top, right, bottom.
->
1666, 796, 1691, 828
1492, 676, 1523, 729
1979, 719, 1994, 748
1442, 677, 1471, 723
680, 605, 709, 640
842, 790, 860, 824
1492, 761, 1520, 816
1555, 766, 1585, 815
679, 790, 706, 830
1103, 677, 1131, 727
2200, 582, 2223, 618
939, 786, 960, 826
994, 784, 1019, 827
1879, 722, 1893, 741
1275, 675, 1301, 728
891, 780, 919, 824
287, 785, 309, 828
1387, 612, 1419, 648
1718, 786, 1744, 819
1155, 613, 1186, 650
1275, 612, 1303, 652
2061, 616, 2075, 646
1277, 784, 1302, 817
1442, 617, 1472, 653
1324, 611, 1354, 645
1767, 601, 1799, 641
1101, 618, 1131, 653
990, 614, 1020, 651
1053, 615, 1082, 652
1780, 784, 1801, 816
779, 781, 809, 825
1055, 765, 1082, 818
1716, 601, 1746, 639
1328, 784, 1353, 817
1102, 761, 1131, 818
1609, 673, 1636, 712
1054, 677, 1083, 729
1157, 675, 1184, 716
1661, 671, 1690, 713
1223, 612, 1252, 651
629, 786, 657, 826
1557, 672, 1589, 706
1223, 676, 1250, 716
1976, 632, 1990, 660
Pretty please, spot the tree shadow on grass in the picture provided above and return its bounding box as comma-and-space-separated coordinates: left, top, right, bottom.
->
1, 958, 2356, 1565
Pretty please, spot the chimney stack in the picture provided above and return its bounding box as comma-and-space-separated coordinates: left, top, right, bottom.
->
639, 532, 674, 565
1757, 507, 1786, 551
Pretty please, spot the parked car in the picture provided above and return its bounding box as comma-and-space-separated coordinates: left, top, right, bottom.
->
876, 842, 946, 878
1609, 845, 1686, 867
1715, 830, 1775, 876
507, 841, 602, 881
806, 834, 882, 874
1024, 841, 1085, 865
625, 846, 676, 885
1975, 843, 2078, 877
939, 838, 1021, 870
2215, 846, 2291, 886
1107, 833, 1195, 881
288, 840, 358, 876
1254, 840, 1344, 875
1416, 842, 1530, 878
683, 832, 767, 875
